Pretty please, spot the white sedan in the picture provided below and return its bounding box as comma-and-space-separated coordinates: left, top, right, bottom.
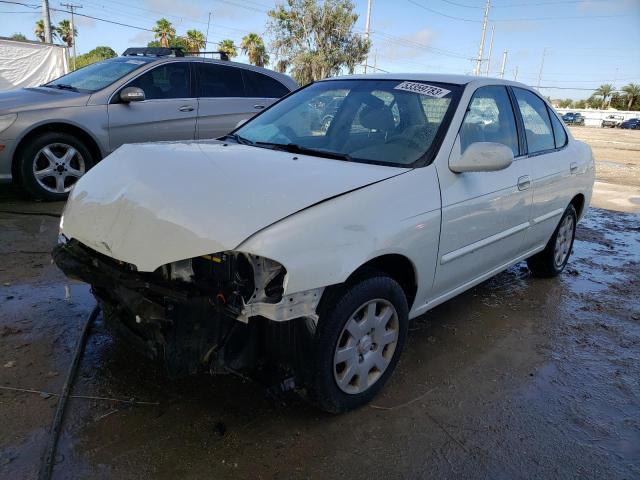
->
54, 74, 595, 412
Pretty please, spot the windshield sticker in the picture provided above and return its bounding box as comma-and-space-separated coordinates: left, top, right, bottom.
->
394, 82, 451, 98
125, 60, 146, 65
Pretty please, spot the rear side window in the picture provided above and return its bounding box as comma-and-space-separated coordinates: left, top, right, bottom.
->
459, 85, 519, 156
513, 88, 555, 154
549, 110, 568, 148
198, 63, 244, 97
242, 70, 290, 98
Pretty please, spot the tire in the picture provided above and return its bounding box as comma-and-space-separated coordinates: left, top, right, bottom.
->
527, 204, 577, 278
307, 271, 409, 413
19, 131, 94, 201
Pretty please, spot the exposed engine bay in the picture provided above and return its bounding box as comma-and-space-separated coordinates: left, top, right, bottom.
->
53, 239, 322, 379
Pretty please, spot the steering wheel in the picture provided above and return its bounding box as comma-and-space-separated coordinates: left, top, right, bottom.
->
385, 135, 424, 151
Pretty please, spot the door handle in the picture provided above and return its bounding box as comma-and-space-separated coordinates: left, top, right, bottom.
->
517, 175, 531, 191
570, 162, 578, 174
253, 104, 266, 110
179, 105, 195, 112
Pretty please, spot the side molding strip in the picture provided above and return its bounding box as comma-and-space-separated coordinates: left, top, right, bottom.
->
532, 208, 564, 225
440, 221, 530, 265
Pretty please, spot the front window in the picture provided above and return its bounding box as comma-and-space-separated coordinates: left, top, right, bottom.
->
234, 79, 460, 167
45, 57, 155, 93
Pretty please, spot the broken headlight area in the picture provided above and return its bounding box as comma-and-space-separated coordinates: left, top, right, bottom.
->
52, 239, 313, 379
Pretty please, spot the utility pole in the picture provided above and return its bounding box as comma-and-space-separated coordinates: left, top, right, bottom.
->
61, 3, 82, 70
373, 49, 378, 72
514, 66, 519, 81
474, 0, 490, 76
485, 24, 494, 76
536, 47, 547, 90
363, 0, 372, 73
205, 12, 212, 57
41, 0, 53, 43
499, 49, 507, 79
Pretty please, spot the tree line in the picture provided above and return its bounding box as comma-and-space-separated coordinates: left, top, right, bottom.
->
556, 83, 640, 111
9, 0, 368, 84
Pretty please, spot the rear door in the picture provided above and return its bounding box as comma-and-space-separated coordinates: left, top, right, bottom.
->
195, 62, 253, 139
511, 87, 573, 250
433, 85, 532, 299
107, 61, 197, 151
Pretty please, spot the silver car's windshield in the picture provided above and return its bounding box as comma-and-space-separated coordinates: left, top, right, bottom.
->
234, 79, 460, 167
45, 57, 155, 93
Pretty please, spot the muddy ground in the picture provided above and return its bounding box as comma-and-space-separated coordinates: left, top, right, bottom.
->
1, 128, 639, 479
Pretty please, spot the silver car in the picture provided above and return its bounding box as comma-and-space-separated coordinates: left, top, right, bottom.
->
0, 50, 297, 200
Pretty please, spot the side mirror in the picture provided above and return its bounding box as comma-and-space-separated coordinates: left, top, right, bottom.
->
450, 142, 514, 173
120, 87, 145, 103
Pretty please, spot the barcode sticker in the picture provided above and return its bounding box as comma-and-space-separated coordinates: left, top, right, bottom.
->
394, 82, 451, 98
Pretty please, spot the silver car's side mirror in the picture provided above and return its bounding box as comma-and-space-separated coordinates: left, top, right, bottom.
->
450, 142, 514, 173
120, 87, 145, 103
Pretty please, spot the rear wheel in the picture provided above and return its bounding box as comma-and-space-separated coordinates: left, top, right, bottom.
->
527, 204, 577, 278
308, 272, 408, 412
19, 131, 94, 201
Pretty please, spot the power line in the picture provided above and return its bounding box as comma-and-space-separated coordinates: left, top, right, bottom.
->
408, 0, 630, 22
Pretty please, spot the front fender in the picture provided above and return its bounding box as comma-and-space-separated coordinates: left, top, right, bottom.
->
237, 167, 442, 309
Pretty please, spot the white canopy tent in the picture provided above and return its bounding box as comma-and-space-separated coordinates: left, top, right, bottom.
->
0, 37, 69, 91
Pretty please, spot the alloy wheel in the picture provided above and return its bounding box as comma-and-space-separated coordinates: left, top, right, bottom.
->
32, 143, 86, 194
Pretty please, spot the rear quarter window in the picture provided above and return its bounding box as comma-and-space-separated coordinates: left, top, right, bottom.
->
242, 70, 290, 98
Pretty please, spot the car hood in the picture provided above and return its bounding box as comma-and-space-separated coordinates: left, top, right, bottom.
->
0, 87, 89, 113
61, 140, 408, 271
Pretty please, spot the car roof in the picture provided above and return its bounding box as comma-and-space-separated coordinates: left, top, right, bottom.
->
322, 73, 531, 89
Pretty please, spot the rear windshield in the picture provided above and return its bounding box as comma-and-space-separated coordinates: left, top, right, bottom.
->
45, 57, 155, 93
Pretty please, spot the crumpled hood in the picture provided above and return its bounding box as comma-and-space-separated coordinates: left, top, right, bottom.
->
0, 87, 89, 113
61, 140, 407, 271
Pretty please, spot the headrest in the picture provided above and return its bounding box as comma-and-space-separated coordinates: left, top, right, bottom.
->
359, 104, 395, 132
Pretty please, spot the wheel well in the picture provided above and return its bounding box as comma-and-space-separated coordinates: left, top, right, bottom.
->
570, 193, 585, 219
12, 123, 103, 181
348, 254, 418, 309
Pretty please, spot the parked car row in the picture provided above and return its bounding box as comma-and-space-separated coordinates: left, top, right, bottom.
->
560, 112, 640, 129
0, 47, 298, 200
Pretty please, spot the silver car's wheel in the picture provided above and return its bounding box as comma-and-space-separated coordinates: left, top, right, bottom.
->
32, 143, 86, 194
333, 298, 399, 394
554, 214, 574, 268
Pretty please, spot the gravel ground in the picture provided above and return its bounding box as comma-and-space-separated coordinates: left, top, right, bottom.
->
1, 128, 639, 479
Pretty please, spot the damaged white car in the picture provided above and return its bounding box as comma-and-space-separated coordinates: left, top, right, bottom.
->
54, 74, 595, 412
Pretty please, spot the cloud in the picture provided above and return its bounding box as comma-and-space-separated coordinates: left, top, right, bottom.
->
75, 16, 96, 29
129, 30, 154, 46
374, 28, 438, 62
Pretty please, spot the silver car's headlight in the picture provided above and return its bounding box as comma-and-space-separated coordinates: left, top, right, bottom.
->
0, 114, 17, 134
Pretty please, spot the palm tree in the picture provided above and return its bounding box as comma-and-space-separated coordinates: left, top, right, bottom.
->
185, 29, 205, 53
621, 83, 640, 110
34, 20, 57, 42
594, 84, 615, 109
152, 18, 175, 47
57, 19, 76, 48
218, 39, 238, 59
240, 33, 269, 67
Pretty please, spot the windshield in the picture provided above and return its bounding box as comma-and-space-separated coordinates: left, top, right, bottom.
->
45, 57, 155, 93
234, 79, 460, 167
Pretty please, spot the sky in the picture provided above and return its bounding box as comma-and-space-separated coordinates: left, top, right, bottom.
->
1, 0, 639, 99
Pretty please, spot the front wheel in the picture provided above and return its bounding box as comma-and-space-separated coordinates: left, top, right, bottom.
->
308, 272, 408, 412
527, 204, 577, 277
19, 131, 94, 201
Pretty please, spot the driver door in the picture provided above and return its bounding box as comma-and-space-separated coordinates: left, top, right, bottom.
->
108, 62, 197, 152
432, 85, 533, 298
